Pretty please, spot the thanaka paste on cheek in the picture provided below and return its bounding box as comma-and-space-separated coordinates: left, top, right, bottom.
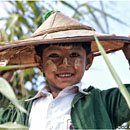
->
46, 60, 57, 72
74, 58, 81, 69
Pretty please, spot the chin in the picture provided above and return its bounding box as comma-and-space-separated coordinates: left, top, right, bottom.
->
57, 83, 75, 89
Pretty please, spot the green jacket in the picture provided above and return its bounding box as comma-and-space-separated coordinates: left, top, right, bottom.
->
0, 85, 130, 129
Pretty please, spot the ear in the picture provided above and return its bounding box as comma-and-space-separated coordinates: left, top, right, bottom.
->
85, 53, 94, 70
34, 54, 44, 72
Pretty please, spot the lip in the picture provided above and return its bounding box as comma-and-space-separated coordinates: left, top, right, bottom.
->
56, 72, 74, 81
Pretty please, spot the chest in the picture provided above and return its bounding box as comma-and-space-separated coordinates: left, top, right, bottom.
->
28, 93, 76, 130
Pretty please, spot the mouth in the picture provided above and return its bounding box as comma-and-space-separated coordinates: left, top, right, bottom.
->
56, 73, 74, 78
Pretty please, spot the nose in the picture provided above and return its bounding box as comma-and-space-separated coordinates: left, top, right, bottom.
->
63, 57, 68, 64
58, 57, 72, 71
58, 57, 72, 67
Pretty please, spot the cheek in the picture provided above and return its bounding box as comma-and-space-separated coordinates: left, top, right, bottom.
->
74, 58, 85, 69
45, 60, 57, 72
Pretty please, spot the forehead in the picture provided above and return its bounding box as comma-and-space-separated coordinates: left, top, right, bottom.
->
44, 44, 84, 52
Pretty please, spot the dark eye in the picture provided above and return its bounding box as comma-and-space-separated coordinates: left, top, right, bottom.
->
70, 53, 80, 57
48, 53, 59, 58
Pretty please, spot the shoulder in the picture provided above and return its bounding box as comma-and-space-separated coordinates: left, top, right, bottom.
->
78, 86, 122, 103
82, 85, 130, 97
82, 84, 130, 108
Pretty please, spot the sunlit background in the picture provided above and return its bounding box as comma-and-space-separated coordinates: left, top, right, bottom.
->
0, 0, 130, 92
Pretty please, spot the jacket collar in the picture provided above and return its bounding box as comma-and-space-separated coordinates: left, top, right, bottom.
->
71, 86, 95, 108
25, 82, 91, 102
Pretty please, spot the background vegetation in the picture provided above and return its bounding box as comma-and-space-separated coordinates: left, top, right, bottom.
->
0, 1, 130, 108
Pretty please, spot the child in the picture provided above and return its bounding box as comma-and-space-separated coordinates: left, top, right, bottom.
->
0, 11, 130, 130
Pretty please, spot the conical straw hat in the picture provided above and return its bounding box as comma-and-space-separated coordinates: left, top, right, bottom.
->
0, 11, 130, 69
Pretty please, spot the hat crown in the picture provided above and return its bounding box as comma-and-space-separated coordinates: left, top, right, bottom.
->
32, 11, 93, 37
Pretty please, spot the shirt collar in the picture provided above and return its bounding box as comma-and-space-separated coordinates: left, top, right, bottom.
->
25, 81, 90, 102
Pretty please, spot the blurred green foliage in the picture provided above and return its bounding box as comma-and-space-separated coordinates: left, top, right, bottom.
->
0, 1, 129, 108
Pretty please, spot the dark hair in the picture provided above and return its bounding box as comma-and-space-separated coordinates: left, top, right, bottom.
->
35, 42, 91, 60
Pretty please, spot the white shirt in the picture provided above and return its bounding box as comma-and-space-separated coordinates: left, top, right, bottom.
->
27, 82, 90, 130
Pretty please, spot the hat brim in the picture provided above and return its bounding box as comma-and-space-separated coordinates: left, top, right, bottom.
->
0, 35, 130, 70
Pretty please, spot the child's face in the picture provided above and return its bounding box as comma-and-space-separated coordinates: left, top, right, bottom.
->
41, 44, 93, 91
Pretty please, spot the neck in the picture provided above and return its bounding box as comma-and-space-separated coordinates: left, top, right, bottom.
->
51, 92, 59, 98
49, 86, 62, 99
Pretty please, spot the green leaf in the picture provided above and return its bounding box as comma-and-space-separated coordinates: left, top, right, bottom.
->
0, 122, 28, 130
60, 1, 82, 16
0, 64, 39, 71
85, 4, 105, 33
90, 5, 130, 27
16, 1, 25, 14
99, 1, 109, 33
94, 35, 130, 108
5, 14, 19, 30
0, 77, 28, 114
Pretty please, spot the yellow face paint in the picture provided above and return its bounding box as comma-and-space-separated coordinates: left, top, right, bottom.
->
74, 58, 81, 69
63, 57, 68, 64
46, 60, 57, 72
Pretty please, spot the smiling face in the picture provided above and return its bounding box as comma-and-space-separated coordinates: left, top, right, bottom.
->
37, 44, 93, 96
